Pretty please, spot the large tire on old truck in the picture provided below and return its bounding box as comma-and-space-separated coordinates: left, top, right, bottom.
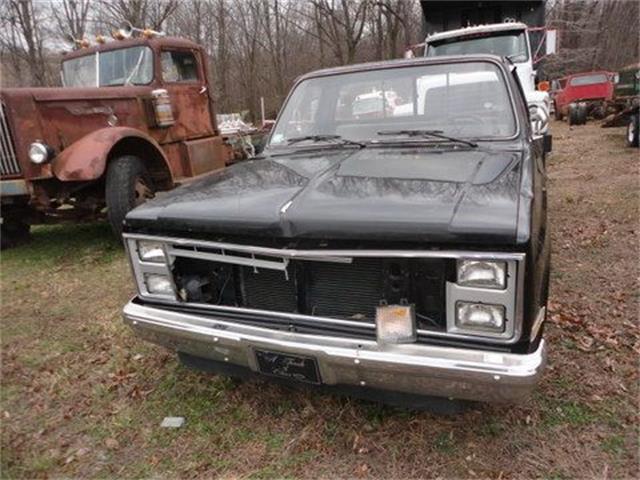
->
105, 155, 155, 237
568, 103, 587, 126
576, 104, 588, 125
568, 104, 579, 125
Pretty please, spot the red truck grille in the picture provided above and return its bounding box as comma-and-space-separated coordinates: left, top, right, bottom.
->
0, 103, 21, 176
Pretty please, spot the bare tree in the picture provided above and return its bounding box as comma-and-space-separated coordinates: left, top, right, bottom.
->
375, 0, 412, 59
97, 0, 179, 31
308, 0, 370, 64
546, 0, 639, 78
0, 0, 49, 86
53, 0, 91, 43
259, 0, 290, 101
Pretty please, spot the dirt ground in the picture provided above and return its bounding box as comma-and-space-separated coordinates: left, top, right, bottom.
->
1, 120, 638, 479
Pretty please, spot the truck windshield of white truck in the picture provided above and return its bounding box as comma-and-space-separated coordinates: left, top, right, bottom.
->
426, 31, 529, 63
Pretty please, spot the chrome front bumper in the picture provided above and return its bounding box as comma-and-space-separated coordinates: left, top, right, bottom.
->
123, 300, 546, 403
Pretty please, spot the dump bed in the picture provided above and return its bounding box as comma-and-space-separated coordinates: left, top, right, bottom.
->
420, 1, 545, 35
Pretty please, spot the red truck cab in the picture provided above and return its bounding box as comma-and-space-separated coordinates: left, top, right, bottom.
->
552, 71, 614, 123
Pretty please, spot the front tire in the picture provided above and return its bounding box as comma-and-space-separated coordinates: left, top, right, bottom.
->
568, 104, 579, 125
569, 103, 587, 126
105, 155, 155, 237
577, 104, 588, 125
627, 113, 639, 148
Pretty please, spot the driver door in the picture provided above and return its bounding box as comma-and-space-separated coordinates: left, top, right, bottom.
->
160, 48, 215, 142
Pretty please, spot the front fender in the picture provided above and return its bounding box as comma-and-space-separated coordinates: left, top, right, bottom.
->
52, 127, 168, 181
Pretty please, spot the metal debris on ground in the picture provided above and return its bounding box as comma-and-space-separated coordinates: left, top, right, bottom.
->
160, 416, 185, 428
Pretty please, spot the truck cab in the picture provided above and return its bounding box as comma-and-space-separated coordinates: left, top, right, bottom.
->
0, 34, 234, 248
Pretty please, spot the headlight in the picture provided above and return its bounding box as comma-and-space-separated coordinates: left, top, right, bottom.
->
455, 302, 505, 333
28, 142, 51, 164
138, 241, 166, 263
144, 274, 174, 295
458, 260, 506, 289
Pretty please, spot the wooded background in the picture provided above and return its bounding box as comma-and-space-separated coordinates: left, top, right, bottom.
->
1, 0, 638, 121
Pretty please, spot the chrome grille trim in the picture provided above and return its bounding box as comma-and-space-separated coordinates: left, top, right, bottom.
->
125, 233, 526, 261
0, 102, 21, 176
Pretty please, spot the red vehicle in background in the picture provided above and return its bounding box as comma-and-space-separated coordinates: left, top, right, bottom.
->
551, 71, 614, 125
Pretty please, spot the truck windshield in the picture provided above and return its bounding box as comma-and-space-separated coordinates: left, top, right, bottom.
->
62, 46, 153, 87
426, 31, 529, 63
569, 74, 609, 86
269, 61, 516, 147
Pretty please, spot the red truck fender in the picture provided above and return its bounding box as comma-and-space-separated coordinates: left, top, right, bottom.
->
52, 127, 173, 189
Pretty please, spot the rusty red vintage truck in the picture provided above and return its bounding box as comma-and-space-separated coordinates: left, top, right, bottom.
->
0, 31, 238, 248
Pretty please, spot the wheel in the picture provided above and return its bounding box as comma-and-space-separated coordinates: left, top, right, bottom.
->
576, 104, 588, 125
568, 104, 578, 125
105, 155, 155, 237
554, 102, 563, 121
627, 113, 639, 148
569, 104, 586, 126
1, 216, 31, 250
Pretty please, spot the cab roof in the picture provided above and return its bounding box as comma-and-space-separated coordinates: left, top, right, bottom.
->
62, 36, 201, 61
426, 22, 528, 43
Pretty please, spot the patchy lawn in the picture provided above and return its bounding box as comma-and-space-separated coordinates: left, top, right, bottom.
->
1, 121, 638, 479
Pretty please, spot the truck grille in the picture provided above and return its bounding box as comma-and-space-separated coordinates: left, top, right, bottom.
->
0, 102, 21, 176
172, 249, 449, 330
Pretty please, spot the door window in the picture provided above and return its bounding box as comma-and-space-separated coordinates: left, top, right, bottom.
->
161, 51, 199, 83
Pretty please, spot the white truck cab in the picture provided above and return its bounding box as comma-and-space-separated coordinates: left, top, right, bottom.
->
424, 22, 554, 135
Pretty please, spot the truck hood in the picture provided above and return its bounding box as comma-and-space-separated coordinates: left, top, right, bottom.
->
1, 85, 156, 181
125, 146, 526, 244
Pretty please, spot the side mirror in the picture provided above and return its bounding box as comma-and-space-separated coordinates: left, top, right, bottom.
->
546, 29, 557, 55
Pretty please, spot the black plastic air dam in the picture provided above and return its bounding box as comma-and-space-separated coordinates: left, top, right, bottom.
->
177, 351, 473, 414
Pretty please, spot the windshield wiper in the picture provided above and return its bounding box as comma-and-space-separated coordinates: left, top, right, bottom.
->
286, 134, 365, 148
377, 129, 478, 148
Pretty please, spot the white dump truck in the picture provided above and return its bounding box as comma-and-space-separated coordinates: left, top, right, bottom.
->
418, 1, 556, 141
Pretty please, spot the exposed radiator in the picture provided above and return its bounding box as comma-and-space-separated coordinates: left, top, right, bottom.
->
176, 254, 448, 329
0, 103, 21, 177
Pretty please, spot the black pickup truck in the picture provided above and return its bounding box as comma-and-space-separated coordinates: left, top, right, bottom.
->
121, 55, 551, 407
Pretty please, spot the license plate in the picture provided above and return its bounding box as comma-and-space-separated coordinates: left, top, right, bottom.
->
255, 350, 321, 384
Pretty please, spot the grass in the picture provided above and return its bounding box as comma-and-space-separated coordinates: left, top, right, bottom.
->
540, 401, 595, 428
1, 122, 639, 478
1, 223, 121, 272
601, 434, 626, 456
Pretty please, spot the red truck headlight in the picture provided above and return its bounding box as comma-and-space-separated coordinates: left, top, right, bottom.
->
29, 142, 53, 164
